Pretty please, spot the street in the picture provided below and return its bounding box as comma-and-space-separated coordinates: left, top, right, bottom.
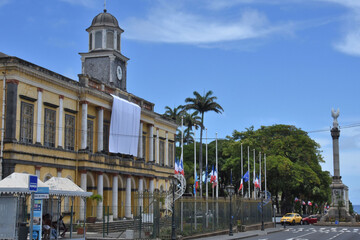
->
245, 224, 360, 240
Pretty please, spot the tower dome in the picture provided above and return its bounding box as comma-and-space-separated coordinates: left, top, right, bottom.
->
90, 10, 119, 29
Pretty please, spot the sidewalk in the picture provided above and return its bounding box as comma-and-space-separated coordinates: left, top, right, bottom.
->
59, 227, 284, 240
194, 227, 284, 240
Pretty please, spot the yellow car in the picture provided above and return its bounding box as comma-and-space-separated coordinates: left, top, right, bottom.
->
280, 213, 302, 225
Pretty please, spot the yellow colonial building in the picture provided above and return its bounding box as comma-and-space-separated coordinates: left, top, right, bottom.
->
0, 9, 177, 221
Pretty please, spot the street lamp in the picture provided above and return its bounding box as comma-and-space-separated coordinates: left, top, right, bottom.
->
226, 184, 235, 236
169, 176, 176, 240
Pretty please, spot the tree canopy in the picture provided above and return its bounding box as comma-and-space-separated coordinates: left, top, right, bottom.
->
177, 124, 331, 214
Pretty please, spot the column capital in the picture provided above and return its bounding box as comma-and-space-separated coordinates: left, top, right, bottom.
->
96, 106, 104, 111
79, 170, 87, 174
80, 100, 89, 105
6, 79, 19, 85
111, 173, 119, 177
97, 171, 103, 175
59, 95, 64, 99
35, 165, 42, 170
57, 168, 62, 172
37, 87, 43, 92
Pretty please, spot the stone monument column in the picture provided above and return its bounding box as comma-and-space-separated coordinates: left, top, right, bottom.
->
321, 108, 354, 222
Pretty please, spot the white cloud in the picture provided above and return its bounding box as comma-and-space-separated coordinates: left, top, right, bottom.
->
0, 0, 9, 7
123, 3, 293, 46
317, 0, 360, 56
59, 0, 98, 8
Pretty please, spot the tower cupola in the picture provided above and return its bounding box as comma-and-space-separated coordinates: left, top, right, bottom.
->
86, 9, 124, 52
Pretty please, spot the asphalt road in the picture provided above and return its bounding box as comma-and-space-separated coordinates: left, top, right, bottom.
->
245, 224, 360, 240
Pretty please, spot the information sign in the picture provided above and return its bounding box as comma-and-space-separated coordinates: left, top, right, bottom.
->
29, 175, 38, 192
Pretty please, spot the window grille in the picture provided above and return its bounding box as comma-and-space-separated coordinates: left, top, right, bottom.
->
87, 120, 94, 152
65, 114, 75, 150
20, 102, 34, 143
103, 123, 109, 152
44, 108, 56, 147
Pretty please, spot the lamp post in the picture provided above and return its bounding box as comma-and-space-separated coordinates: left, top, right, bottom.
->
226, 184, 235, 236
169, 176, 176, 240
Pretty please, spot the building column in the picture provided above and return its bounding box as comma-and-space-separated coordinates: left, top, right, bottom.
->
156, 128, 159, 164
149, 125, 154, 162
80, 171, 87, 221
165, 131, 169, 166
125, 176, 132, 218
139, 121, 143, 159
97, 107, 104, 152
138, 177, 144, 208
97, 172, 103, 220
80, 101, 88, 150
112, 174, 118, 219
35, 166, 41, 178
36, 88, 43, 144
58, 95, 64, 148
57, 168, 62, 177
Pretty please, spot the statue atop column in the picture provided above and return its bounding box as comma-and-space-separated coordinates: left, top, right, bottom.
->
331, 108, 340, 129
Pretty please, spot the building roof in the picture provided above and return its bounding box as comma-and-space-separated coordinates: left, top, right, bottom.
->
0, 52, 9, 58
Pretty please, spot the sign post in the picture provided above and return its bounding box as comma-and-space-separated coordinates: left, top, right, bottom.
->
29, 175, 38, 240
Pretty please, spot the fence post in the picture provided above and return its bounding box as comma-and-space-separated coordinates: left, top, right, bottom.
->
107, 206, 109, 235
139, 206, 142, 239
103, 206, 105, 237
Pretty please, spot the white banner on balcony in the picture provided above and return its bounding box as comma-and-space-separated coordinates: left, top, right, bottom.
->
109, 94, 141, 156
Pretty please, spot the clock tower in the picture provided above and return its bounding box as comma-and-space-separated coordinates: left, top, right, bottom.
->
79, 9, 129, 91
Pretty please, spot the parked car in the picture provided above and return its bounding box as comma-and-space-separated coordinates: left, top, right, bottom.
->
302, 215, 318, 224
280, 213, 302, 225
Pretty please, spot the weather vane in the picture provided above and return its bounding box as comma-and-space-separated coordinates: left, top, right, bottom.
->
104, 0, 107, 12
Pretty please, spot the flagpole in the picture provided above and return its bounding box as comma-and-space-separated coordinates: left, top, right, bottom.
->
247, 146, 250, 198
259, 151, 262, 192
206, 128, 208, 199
181, 116, 184, 160
253, 149, 256, 200
265, 154, 267, 193
194, 125, 196, 199
241, 143, 243, 196
216, 132, 218, 199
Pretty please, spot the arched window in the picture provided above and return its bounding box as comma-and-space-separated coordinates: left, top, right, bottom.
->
117, 33, 120, 51
44, 173, 52, 182
95, 31, 102, 49
89, 33, 93, 50
106, 30, 114, 49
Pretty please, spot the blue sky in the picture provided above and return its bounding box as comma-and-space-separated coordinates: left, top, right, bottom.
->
1, 0, 360, 204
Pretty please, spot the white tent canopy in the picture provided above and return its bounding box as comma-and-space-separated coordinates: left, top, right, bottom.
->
45, 177, 92, 197
0, 172, 49, 194
0, 173, 92, 197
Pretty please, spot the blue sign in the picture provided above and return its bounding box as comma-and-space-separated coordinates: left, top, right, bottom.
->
29, 175, 38, 192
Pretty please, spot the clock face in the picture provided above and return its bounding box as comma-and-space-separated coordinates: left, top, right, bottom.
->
116, 65, 123, 80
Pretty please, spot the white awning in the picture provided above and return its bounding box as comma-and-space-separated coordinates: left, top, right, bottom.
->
0, 172, 48, 194
45, 177, 92, 197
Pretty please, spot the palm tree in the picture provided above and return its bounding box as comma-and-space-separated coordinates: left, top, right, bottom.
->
185, 90, 224, 196
163, 105, 184, 125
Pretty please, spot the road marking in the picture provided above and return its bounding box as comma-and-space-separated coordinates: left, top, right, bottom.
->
328, 232, 343, 240
285, 231, 315, 240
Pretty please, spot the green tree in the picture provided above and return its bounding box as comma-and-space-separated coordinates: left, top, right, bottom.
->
224, 124, 331, 214
185, 91, 224, 196
163, 105, 184, 125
